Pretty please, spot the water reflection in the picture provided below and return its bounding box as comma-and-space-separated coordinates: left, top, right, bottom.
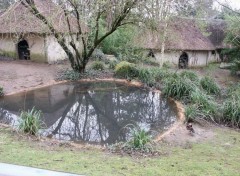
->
0, 82, 177, 145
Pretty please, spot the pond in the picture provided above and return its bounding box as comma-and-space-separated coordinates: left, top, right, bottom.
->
0, 81, 178, 145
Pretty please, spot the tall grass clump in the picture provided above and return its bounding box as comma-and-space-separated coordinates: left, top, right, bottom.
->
180, 71, 199, 83
222, 84, 240, 127
200, 76, 220, 95
57, 69, 81, 81
125, 124, 152, 151
162, 75, 196, 101
190, 90, 218, 120
91, 61, 105, 71
185, 105, 198, 122
0, 86, 3, 97
115, 61, 138, 79
18, 107, 43, 135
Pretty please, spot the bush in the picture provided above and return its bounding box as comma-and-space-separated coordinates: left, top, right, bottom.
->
185, 105, 198, 122
0, 86, 3, 97
162, 61, 172, 69
138, 68, 156, 86
115, 61, 138, 79
18, 107, 43, 135
91, 49, 107, 61
200, 76, 220, 95
190, 90, 217, 119
108, 60, 118, 70
223, 94, 240, 127
162, 75, 196, 101
57, 69, 82, 81
231, 59, 240, 75
180, 71, 199, 83
91, 61, 105, 71
125, 124, 152, 151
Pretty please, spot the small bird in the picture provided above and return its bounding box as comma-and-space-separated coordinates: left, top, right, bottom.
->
186, 123, 195, 133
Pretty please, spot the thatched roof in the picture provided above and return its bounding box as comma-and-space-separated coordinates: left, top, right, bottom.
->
137, 18, 215, 51
0, 0, 84, 34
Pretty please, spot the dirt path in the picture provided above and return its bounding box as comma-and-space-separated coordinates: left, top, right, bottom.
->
0, 60, 68, 94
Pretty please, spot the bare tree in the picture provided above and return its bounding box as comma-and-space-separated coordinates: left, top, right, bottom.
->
21, 0, 141, 73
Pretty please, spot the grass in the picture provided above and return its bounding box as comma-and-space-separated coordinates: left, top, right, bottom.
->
200, 76, 220, 95
91, 61, 105, 71
0, 127, 239, 176
0, 86, 3, 96
18, 107, 43, 135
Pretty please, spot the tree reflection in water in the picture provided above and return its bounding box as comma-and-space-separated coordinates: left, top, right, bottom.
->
0, 82, 177, 145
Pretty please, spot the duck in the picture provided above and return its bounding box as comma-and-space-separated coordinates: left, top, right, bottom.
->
186, 123, 195, 133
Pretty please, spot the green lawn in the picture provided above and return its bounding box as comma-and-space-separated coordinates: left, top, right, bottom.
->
0, 127, 239, 176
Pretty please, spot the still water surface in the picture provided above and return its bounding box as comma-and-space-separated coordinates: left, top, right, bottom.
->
0, 82, 177, 145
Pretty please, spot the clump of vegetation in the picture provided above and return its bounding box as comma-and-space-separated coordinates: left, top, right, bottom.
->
108, 60, 118, 70
162, 61, 172, 69
91, 61, 105, 71
200, 76, 220, 95
0, 86, 4, 97
57, 69, 82, 81
185, 105, 198, 122
18, 107, 43, 135
115, 61, 138, 79
180, 71, 199, 83
221, 84, 240, 127
124, 124, 152, 152
190, 90, 217, 119
162, 75, 196, 101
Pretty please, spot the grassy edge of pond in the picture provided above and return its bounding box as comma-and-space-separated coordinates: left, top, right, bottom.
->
0, 126, 239, 176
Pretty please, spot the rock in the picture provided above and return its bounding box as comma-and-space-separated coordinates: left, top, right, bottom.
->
219, 62, 233, 69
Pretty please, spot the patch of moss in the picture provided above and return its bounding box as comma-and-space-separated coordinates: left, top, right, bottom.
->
0, 50, 17, 59
30, 53, 47, 63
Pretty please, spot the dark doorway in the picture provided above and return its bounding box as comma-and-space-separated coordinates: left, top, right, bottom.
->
179, 52, 188, 69
18, 40, 30, 60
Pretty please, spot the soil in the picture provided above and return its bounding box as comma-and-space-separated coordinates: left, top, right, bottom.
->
0, 60, 69, 95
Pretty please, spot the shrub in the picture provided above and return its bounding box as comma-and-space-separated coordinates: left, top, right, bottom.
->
180, 71, 199, 83
190, 90, 217, 119
115, 61, 138, 79
91, 61, 105, 71
162, 61, 172, 69
91, 49, 106, 61
231, 59, 240, 75
57, 69, 81, 81
138, 68, 156, 86
223, 94, 240, 127
162, 75, 196, 101
200, 76, 220, 95
0, 86, 3, 97
125, 124, 152, 151
18, 107, 43, 135
108, 60, 118, 70
185, 105, 198, 122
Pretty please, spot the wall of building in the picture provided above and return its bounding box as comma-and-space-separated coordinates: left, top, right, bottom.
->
0, 34, 18, 58
0, 34, 47, 62
25, 34, 47, 62
46, 35, 83, 63
153, 50, 218, 67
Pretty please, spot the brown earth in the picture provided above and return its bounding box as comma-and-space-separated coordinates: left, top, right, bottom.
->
0, 60, 69, 95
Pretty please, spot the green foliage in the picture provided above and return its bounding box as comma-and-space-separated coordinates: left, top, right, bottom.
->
108, 60, 118, 70
114, 61, 138, 79
222, 84, 240, 127
91, 61, 105, 71
200, 76, 220, 95
223, 94, 240, 127
125, 124, 152, 151
190, 90, 217, 119
101, 26, 136, 55
231, 59, 240, 75
185, 105, 198, 122
57, 69, 82, 81
162, 75, 196, 101
162, 61, 172, 69
180, 71, 199, 83
0, 86, 3, 97
18, 107, 43, 135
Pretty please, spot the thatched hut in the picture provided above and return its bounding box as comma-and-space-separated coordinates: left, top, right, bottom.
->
137, 18, 221, 68
0, 0, 83, 63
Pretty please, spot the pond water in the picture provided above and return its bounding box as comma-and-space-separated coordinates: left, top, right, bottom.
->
0, 82, 177, 145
